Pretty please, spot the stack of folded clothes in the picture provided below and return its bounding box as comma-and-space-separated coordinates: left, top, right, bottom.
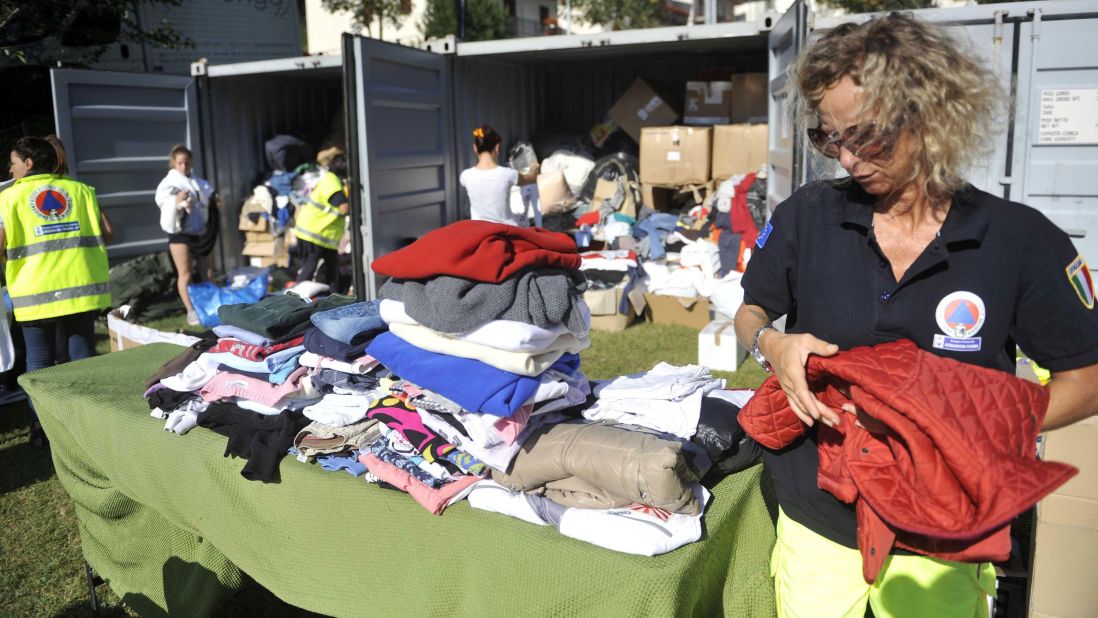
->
141, 221, 762, 554
368, 220, 593, 480
145, 293, 356, 482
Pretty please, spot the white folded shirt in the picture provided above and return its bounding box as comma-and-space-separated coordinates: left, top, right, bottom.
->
468, 481, 710, 556
380, 299, 592, 350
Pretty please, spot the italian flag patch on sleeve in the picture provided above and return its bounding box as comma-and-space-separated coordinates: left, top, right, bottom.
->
1066, 254, 1095, 309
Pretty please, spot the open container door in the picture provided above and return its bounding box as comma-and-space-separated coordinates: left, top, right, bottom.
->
344, 34, 456, 299
51, 69, 199, 257
1012, 6, 1098, 265
766, 0, 810, 213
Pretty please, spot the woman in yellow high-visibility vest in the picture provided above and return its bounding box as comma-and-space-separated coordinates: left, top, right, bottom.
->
0, 136, 113, 444
293, 154, 348, 289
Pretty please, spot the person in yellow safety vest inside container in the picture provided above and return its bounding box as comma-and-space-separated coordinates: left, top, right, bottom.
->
0, 136, 113, 446
293, 154, 348, 291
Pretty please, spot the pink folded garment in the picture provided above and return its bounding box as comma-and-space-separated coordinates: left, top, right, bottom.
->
492, 403, 533, 446
199, 366, 309, 408
359, 452, 479, 515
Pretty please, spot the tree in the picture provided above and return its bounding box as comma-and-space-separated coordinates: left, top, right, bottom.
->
421, 0, 510, 42
568, 0, 668, 31
465, 0, 509, 41
0, 0, 192, 66
321, 0, 410, 41
816, 0, 933, 12
421, 0, 458, 41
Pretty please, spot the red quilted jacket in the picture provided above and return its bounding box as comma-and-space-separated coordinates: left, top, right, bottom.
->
740, 339, 1077, 582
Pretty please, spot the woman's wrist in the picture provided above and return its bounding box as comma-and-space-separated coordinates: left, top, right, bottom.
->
752, 324, 778, 371
757, 328, 779, 359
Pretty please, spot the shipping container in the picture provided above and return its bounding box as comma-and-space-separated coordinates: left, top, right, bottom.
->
48, 0, 1098, 290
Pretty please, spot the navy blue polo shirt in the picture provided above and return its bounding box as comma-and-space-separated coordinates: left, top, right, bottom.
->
742, 179, 1098, 549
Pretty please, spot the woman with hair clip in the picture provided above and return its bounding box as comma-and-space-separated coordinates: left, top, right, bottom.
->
459, 124, 539, 226
155, 144, 215, 325
732, 13, 1098, 616
0, 136, 114, 445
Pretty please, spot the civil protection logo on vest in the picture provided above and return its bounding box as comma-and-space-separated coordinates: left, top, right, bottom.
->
1066, 254, 1095, 310
28, 185, 72, 221
933, 291, 985, 352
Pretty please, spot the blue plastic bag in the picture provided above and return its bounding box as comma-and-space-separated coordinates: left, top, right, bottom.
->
187, 273, 268, 328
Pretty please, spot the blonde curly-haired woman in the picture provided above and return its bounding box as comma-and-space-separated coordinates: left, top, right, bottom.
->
733, 13, 1098, 617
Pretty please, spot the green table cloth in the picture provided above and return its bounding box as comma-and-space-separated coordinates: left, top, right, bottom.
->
23, 344, 777, 617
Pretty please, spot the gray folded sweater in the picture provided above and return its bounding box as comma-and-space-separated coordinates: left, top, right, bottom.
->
380, 268, 588, 335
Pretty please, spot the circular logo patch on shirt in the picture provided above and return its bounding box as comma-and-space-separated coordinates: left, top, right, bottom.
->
28, 185, 73, 221
935, 291, 986, 339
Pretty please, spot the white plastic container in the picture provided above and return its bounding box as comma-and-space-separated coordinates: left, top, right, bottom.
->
698, 320, 747, 372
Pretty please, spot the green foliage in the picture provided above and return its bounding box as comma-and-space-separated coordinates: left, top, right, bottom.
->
321, 0, 408, 37
465, 0, 510, 41
568, 0, 668, 31
0, 0, 192, 66
816, 0, 933, 12
421, 0, 458, 41
421, 0, 510, 42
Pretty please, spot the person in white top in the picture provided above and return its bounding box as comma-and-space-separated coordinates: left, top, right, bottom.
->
459, 124, 538, 226
154, 144, 216, 325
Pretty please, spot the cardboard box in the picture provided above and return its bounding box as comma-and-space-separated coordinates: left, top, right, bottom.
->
684, 81, 732, 125
1030, 522, 1098, 617
585, 285, 624, 317
731, 73, 768, 123
640, 126, 711, 186
249, 254, 290, 268
592, 176, 637, 219
644, 292, 712, 330
106, 309, 201, 352
590, 311, 635, 332
1035, 415, 1098, 530
712, 124, 768, 180
243, 234, 287, 258
641, 183, 673, 212
1030, 417, 1098, 616
698, 320, 748, 372
585, 279, 647, 331
608, 79, 679, 143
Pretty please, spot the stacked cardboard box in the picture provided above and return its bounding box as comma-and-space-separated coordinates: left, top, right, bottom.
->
640, 126, 712, 187
1029, 416, 1098, 617
712, 124, 768, 180
239, 200, 291, 268
584, 280, 647, 332
638, 123, 768, 210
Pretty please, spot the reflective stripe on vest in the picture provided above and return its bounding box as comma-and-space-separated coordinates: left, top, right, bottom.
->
295, 171, 345, 249
9, 282, 112, 309
294, 225, 340, 250
306, 196, 342, 217
6, 235, 105, 260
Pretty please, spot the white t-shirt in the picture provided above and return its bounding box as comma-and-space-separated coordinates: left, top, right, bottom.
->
460, 166, 524, 226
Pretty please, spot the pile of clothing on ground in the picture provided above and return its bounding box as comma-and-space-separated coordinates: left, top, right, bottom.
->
632, 174, 766, 317
578, 249, 642, 315
142, 221, 761, 556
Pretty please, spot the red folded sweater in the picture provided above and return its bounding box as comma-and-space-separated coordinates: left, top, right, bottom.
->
740, 339, 1077, 582
371, 220, 581, 283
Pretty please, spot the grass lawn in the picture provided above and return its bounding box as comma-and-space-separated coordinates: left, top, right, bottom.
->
0, 313, 767, 616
